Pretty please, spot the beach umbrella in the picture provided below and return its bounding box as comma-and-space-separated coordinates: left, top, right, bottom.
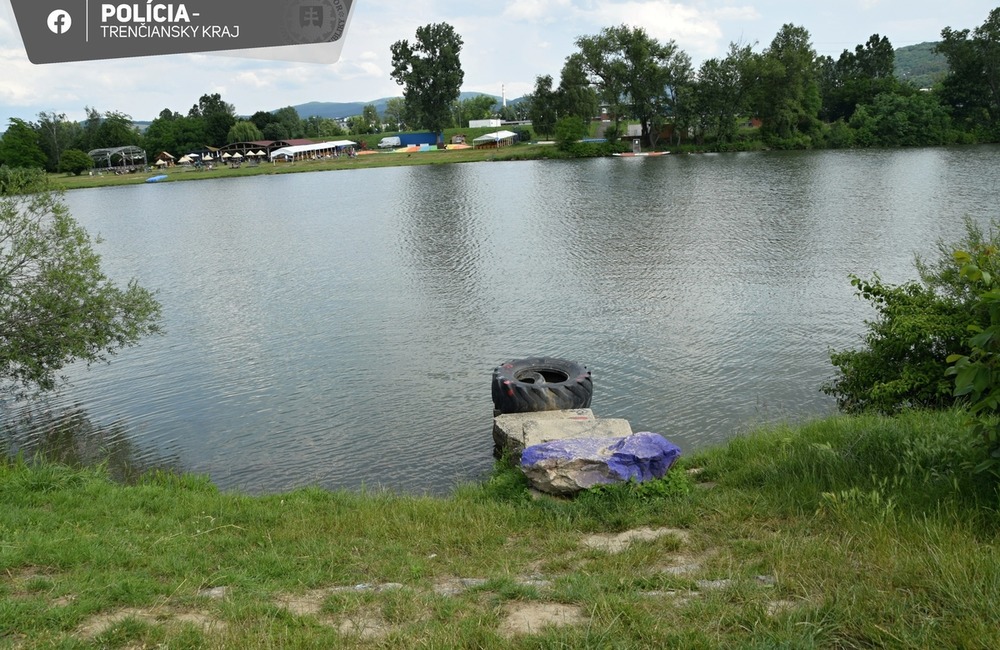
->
203, 154, 213, 161
221, 153, 231, 159
155, 159, 168, 166
256, 150, 267, 157
178, 155, 192, 163
231, 152, 243, 159
188, 153, 200, 159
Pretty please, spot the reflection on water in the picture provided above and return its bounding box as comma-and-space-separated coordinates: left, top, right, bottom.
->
2, 402, 184, 483
3, 146, 999, 494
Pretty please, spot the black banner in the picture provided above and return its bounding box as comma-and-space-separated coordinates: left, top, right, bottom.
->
9, 0, 354, 64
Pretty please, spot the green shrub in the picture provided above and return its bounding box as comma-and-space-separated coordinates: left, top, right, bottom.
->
554, 116, 589, 151
0, 165, 48, 195
58, 149, 94, 176
824, 219, 996, 413
947, 233, 1000, 475
564, 140, 627, 157
511, 127, 532, 143
824, 119, 856, 149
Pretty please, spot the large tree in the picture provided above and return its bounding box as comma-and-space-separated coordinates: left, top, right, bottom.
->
361, 104, 381, 133
527, 75, 558, 137
227, 120, 263, 144
262, 122, 290, 141
381, 98, 407, 131
249, 110, 275, 132
92, 111, 141, 149
756, 24, 822, 144
452, 94, 496, 127
302, 116, 346, 139
142, 109, 206, 157
34, 112, 82, 173
0, 119, 47, 169
390, 22, 464, 145
75, 108, 141, 152
0, 167, 161, 396
557, 53, 599, 121
188, 93, 236, 147
820, 34, 897, 122
693, 42, 758, 144
937, 7, 1000, 137
271, 106, 304, 139
576, 25, 692, 147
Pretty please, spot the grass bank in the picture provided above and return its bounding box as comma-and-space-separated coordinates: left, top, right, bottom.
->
3, 409, 999, 648
48, 143, 591, 192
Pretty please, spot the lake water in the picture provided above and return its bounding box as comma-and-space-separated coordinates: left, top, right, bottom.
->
5, 146, 1000, 494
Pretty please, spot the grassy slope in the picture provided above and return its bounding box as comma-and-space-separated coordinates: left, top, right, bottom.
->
3, 409, 999, 648
49, 144, 572, 192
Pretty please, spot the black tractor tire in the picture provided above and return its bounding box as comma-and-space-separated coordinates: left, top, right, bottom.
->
491, 357, 593, 414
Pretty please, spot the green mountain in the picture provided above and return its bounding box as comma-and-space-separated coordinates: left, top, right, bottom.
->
895, 41, 948, 88
279, 44, 945, 122
281, 92, 511, 120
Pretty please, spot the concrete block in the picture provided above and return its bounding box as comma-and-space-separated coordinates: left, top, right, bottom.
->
493, 409, 632, 460
493, 409, 594, 456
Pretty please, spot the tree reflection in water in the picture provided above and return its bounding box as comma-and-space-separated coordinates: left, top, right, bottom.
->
1, 402, 185, 484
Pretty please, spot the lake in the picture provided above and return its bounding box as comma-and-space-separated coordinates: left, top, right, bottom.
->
5, 146, 1000, 494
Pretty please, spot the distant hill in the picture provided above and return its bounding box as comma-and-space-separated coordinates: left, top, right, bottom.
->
895, 41, 948, 88
286, 100, 373, 120
273, 48, 941, 121
279, 92, 516, 120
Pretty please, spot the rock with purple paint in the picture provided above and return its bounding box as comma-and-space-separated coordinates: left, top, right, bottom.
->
520, 432, 682, 496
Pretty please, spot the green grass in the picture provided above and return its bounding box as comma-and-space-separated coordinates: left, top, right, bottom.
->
47, 143, 579, 192
3, 409, 1000, 648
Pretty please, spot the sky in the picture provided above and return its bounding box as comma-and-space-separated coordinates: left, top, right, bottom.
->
0, 0, 997, 124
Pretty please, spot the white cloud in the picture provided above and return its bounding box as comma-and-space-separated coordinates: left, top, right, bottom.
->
585, 1, 724, 57
234, 71, 277, 90
709, 5, 760, 22
503, 0, 573, 22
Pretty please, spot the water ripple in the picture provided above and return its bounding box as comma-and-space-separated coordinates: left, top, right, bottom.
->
7, 147, 997, 494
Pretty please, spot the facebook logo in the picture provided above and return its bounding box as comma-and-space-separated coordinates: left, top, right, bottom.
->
46, 9, 72, 35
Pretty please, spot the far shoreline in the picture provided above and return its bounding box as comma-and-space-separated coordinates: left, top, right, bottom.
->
49, 142, 591, 192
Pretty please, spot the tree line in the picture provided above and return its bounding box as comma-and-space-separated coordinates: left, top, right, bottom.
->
523, 7, 1000, 150
3, 7, 1000, 174
0, 91, 531, 176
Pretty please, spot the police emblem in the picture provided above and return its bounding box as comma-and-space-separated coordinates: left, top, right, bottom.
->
284, 0, 348, 44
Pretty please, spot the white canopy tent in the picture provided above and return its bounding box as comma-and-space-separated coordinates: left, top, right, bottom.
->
269, 140, 357, 160
473, 130, 518, 148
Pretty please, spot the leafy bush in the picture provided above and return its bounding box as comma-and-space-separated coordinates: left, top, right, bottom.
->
511, 127, 532, 143
563, 140, 628, 157
947, 237, 1000, 475
554, 116, 589, 151
58, 149, 94, 176
824, 219, 995, 413
0, 165, 49, 195
824, 119, 856, 149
